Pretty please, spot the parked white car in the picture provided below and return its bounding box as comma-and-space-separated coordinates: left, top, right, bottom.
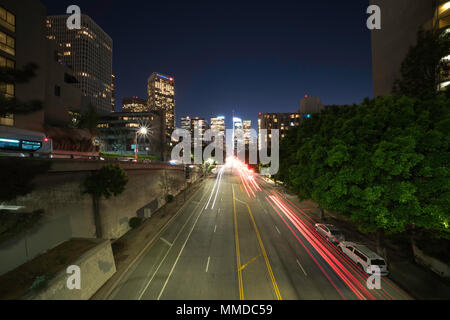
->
338, 241, 389, 276
314, 224, 345, 244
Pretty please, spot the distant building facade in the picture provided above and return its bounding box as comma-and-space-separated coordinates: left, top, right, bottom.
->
0, 0, 83, 133
181, 116, 191, 132
243, 120, 252, 146
147, 72, 175, 146
46, 14, 114, 114
299, 95, 323, 116
122, 97, 148, 113
210, 116, 226, 138
257, 112, 301, 150
98, 110, 164, 158
191, 117, 209, 147
370, 0, 450, 96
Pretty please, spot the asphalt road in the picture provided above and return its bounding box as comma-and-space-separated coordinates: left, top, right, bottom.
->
108, 163, 411, 300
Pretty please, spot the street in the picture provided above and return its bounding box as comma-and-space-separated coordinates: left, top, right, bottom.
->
107, 160, 411, 300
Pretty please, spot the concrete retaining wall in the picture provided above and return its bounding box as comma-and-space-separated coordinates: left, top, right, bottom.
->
25, 239, 116, 300
414, 246, 450, 278
0, 161, 202, 275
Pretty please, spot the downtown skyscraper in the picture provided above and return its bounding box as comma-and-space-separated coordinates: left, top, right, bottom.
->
46, 14, 114, 114
147, 72, 175, 145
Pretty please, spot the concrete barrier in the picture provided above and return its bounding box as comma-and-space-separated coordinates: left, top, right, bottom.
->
0, 162, 202, 275
24, 239, 116, 300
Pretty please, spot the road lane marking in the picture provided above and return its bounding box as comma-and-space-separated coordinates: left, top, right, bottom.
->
275, 226, 281, 234
296, 259, 308, 276
246, 203, 282, 300
160, 237, 173, 247
137, 182, 211, 300
157, 204, 207, 300
205, 166, 223, 209
211, 166, 225, 209
214, 225, 217, 233
206, 256, 211, 273
240, 254, 262, 272
232, 185, 244, 300
105, 179, 209, 300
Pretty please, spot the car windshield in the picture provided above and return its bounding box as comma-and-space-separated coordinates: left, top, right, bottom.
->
371, 259, 386, 266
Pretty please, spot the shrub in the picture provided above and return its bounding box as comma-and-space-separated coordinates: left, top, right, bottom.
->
166, 194, 174, 203
29, 273, 53, 292
129, 217, 143, 229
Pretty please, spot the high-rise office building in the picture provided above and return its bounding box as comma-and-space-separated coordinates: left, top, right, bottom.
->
370, 0, 450, 96
122, 97, 148, 113
0, 0, 83, 132
147, 72, 175, 144
181, 116, 191, 132
233, 117, 244, 148
46, 14, 114, 114
191, 117, 209, 146
243, 120, 252, 146
300, 95, 323, 115
210, 116, 226, 137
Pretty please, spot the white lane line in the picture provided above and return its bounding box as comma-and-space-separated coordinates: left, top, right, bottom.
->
296, 259, 308, 276
275, 226, 281, 234
214, 225, 217, 233
204, 168, 222, 209
218, 208, 221, 213
206, 256, 211, 273
157, 203, 207, 300
160, 237, 173, 247
137, 183, 211, 300
211, 167, 225, 209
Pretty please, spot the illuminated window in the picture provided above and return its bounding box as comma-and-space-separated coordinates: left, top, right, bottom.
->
0, 56, 14, 68
0, 114, 13, 126
0, 82, 14, 97
0, 7, 15, 32
0, 31, 15, 56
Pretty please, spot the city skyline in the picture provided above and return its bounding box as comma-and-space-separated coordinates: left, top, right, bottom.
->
41, 0, 373, 128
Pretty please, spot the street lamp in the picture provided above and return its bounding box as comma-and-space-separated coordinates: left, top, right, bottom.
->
135, 127, 148, 162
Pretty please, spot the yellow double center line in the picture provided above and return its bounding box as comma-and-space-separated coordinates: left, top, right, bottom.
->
246, 203, 282, 300
232, 180, 282, 301
232, 185, 244, 300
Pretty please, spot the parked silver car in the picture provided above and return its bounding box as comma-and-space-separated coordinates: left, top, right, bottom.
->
338, 241, 389, 276
314, 223, 345, 244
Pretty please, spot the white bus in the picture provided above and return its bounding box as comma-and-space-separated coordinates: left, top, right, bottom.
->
0, 125, 53, 158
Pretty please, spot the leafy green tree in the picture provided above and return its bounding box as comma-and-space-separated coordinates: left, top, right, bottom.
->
0, 63, 43, 117
393, 28, 450, 98
84, 164, 128, 238
279, 95, 449, 258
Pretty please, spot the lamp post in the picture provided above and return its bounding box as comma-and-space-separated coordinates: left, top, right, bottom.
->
135, 127, 148, 162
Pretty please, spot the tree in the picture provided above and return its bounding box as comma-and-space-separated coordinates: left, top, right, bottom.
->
84, 164, 128, 238
278, 95, 450, 259
0, 63, 43, 117
393, 28, 450, 98
78, 104, 100, 135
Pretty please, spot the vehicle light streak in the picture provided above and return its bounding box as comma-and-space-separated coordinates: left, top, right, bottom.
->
268, 195, 376, 300
272, 192, 408, 300
205, 166, 225, 209
265, 196, 347, 300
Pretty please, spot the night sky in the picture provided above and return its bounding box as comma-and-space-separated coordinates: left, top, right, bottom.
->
42, 0, 373, 128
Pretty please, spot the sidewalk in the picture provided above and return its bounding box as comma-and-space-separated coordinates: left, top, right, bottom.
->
279, 187, 450, 300
91, 177, 206, 300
